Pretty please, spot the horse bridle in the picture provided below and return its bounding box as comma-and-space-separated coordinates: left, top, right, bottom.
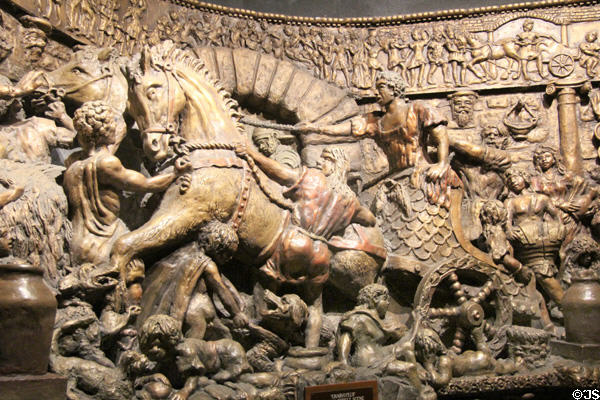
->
140, 63, 179, 138
56, 64, 115, 104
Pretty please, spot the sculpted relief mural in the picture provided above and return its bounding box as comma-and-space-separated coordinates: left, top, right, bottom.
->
1, 0, 600, 399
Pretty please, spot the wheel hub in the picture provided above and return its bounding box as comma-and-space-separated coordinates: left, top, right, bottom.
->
459, 301, 484, 328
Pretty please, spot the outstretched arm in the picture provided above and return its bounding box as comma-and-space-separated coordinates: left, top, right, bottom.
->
0, 70, 46, 99
430, 125, 450, 165
449, 135, 486, 159
235, 142, 300, 186
98, 155, 177, 192
295, 116, 372, 137
426, 124, 451, 180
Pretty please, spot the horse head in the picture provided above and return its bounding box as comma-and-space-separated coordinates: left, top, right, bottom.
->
123, 41, 243, 163
45, 46, 128, 112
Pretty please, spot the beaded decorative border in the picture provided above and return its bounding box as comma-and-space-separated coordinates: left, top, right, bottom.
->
168, 0, 600, 26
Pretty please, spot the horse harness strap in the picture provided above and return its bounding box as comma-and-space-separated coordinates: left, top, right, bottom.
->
167, 140, 250, 234
230, 162, 252, 232
62, 66, 114, 102
165, 67, 176, 132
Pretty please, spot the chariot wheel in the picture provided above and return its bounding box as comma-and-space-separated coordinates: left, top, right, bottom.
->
413, 257, 512, 356
549, 54, 575, 78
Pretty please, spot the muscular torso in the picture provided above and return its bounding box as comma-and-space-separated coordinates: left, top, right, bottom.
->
369, 100, 441, 171
64, 152, 124, 265
506, 193, 549, 227
339, 312, 388, 367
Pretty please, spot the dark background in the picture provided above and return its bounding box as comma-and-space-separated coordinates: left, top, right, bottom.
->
202, 0, 524, 18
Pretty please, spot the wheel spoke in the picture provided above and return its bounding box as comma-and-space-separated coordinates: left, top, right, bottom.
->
483, 320, 497, 337
450, 327, 466, 354
473, 280, 494, 303
448, 273, 468, 304
429, 306, 460, 318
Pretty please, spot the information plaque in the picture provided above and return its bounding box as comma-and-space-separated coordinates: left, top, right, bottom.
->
304, 380, 377, 400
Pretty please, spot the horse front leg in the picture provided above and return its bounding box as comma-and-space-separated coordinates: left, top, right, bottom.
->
466, 60, 486, 81
111, 208, 208, 310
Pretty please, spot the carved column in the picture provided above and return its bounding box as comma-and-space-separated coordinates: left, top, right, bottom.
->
546, 79, 592, 176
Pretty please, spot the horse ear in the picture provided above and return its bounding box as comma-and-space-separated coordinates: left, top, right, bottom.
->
140, 46, 151, 73
97, 47, 113, 61
120, 64, 130, 81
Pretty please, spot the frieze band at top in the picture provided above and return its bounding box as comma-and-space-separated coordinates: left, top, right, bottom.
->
169, 0, 600, 26
1, 0, 600, 399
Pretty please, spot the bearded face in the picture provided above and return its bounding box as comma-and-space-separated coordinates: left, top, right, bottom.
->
451, 95, 476, 128
482, 126, 509, 150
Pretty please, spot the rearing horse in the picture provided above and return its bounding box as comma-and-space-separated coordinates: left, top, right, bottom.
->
118, 41, 384, 347
117, 42, 287, 287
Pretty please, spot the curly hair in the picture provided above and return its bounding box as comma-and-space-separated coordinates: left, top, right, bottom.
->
357, 283, 388, 306
139, 314, 182, 355
564, 234, 600, 271
532, 145, 566, 174
321, 146, 350, 175
504, 167, 530, 188
73, 101, 120, 149
480, 120, 510, 148
415, 327, 446, 361
197, 220, 239, 262
480, 200, 508, 226
375, 70, 407, 98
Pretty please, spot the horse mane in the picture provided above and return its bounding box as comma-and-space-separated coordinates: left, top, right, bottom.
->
133, 41, 244, 135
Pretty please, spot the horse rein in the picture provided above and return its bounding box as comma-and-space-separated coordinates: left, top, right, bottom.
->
43, 65, 115, 108
62, 65, 114, 102
138, 62, 294, 213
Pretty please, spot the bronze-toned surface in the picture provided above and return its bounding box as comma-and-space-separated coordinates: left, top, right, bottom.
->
0, 261, 57, 375
0, 0, 599, 398
0, 373, 67, 400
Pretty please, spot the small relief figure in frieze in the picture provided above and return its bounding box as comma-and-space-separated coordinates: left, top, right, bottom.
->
426, 27, 449, 85
514, 20, 551, 81
579, 31, 600, 78
406, 29, 429, 88
331, 34, 352, 87
383, 31, 409, 84
67, 0, 96, 38
444, 25, 468, 86
365, 29, 384, 87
